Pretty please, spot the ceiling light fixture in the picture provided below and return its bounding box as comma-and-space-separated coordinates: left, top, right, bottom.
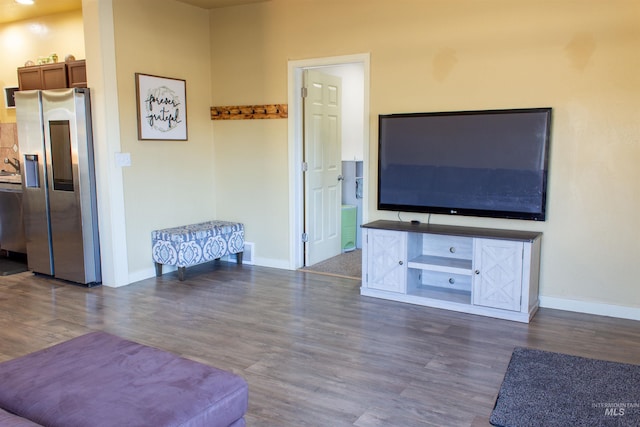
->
15, 0, 35, 5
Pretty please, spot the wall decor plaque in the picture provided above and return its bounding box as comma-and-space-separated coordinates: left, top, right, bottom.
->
135, 73, 187, 140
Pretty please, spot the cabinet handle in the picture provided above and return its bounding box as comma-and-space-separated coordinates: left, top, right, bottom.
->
475, 270, 480, 275
399, 260, 403, 265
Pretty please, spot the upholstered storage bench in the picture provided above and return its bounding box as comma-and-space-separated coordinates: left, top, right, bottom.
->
0, 331, 248, 427
152, 221, 244, 281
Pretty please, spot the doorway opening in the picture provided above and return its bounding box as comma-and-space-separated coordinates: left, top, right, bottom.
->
287, 54, 370, 271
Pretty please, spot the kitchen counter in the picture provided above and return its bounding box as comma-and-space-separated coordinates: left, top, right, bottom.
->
0, 172, 22, 188
0, 174, 26, 254
0, 180, 22, 192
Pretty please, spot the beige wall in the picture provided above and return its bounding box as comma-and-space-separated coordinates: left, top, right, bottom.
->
110, 0, 215, 277
0, 10, 84, 123
210, 0, 640, 314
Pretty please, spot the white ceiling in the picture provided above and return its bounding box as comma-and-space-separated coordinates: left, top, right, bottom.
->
0, 0, 268, 25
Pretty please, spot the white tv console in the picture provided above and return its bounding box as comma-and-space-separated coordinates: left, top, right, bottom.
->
361, 220, 542, 323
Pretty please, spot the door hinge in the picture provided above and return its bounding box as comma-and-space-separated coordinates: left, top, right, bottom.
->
302, 162, 308, 172
301, 87, 308, 98
302, 232, 309, 243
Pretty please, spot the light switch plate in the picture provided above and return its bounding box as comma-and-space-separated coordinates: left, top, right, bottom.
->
115, 152, 131, 167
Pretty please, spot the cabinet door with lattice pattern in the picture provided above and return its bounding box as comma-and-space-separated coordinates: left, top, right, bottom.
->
366, 229, 407, 293
473, 239, 523, 311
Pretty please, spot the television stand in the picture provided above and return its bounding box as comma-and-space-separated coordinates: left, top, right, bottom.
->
360, 220, 542, 323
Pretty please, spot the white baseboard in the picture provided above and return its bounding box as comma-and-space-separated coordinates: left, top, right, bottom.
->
123, 266, 171, 286
539, 296, 640, 321
253, 257, 290, 270
120, 253, 290, 287
211, 256, 289, 270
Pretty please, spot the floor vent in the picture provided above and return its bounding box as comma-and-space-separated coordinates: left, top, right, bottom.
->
224, 241, 254, 265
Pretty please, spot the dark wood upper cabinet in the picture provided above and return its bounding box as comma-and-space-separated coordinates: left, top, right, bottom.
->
16, 66, 43, 91
67, 60, 87, 88
17, 60, 86, 90
40, 63, 68, 89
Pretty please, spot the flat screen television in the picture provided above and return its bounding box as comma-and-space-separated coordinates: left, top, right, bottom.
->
378, 107, 552, 221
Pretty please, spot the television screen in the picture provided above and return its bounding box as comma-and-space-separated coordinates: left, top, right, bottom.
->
378, 108, 552, 221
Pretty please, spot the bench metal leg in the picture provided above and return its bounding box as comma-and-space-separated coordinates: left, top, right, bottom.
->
178, 267, 186, 281
155, 262, 163, 277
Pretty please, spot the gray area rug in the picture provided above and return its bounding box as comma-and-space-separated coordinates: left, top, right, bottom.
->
491, 347, 640, 427
0, 258, 28, 276
300, 249, 361, 280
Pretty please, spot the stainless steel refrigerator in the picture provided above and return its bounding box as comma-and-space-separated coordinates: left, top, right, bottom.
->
15, 88, 101, 286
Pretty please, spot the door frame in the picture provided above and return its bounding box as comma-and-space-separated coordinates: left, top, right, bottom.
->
287, 53, 371, 269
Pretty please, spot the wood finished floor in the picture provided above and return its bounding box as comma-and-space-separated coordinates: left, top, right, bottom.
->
1, 262, 639, 426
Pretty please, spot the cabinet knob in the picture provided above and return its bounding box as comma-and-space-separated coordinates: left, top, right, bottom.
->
449, 246, 456, 253
448, 277, 455, 285
475, 269, 480, 275
399, 260, 403, 265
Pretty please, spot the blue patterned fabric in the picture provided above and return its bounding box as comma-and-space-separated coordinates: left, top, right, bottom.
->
152, 221, 244, 268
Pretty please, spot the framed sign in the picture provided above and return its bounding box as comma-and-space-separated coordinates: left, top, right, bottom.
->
4, 87, 18, 109
135, 73, 187, 140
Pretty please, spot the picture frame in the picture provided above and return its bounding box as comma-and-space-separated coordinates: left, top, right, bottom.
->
4, 87, 18, 109
135, 73, 187, 140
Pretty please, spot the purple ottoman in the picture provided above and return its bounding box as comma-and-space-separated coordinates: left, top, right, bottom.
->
0, 408, 41, 426
0, 332, 248, 427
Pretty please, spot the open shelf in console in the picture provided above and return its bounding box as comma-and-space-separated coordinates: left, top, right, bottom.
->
407, 265, 472, 304
406, 283, 472, 305
407, 255, 472, 275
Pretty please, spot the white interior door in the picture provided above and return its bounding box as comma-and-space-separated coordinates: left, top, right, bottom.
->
303, 69, 342, 266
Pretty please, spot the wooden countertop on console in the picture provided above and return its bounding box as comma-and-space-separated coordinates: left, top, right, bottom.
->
362, 220, 542, 242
